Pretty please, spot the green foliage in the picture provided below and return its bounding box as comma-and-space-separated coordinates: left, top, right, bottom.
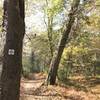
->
59, 31, 100, 79
30, 33, 51, 72
45, 0, 64, 17
22, 53, 42, 78
22, 56, 32, 77
58, 66, 72, 81
22, 0, 100, 80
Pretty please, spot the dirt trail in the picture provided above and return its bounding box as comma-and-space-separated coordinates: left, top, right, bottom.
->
20, 74, 100, 100
20, 73, 64, 100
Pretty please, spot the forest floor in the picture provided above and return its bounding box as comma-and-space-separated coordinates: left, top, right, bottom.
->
20, 73, 100, 100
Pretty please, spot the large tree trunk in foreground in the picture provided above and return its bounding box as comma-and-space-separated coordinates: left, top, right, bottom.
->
47, 0, 80, 85
0, 0, 25, 100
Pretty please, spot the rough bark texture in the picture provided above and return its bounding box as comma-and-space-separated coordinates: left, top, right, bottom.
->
2, 0, 8, 31
47, 17, 54, 58
47, 0, 80, 85
0, 0, 25, 100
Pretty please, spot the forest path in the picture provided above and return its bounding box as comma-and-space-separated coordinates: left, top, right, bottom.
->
20, 73, 65, 100
20, 73, 100, 100
20, 73, 66, 100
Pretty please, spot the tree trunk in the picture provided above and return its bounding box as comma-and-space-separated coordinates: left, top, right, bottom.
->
47, 0, 80, 85
47, 17, 54, 58
0, 0, 25, 100
2, 0, 8, 32
45, 0, 54, 58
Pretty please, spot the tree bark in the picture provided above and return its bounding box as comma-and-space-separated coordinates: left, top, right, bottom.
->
47, 16, 54, 58
0, 0, 25, 100
2, 0, 8, 31
47, 0, 80, 85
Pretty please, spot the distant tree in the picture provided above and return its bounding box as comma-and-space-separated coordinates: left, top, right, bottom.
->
47, 0, 80, 85
0, 0, 25, 100
44, 0, 64, 59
